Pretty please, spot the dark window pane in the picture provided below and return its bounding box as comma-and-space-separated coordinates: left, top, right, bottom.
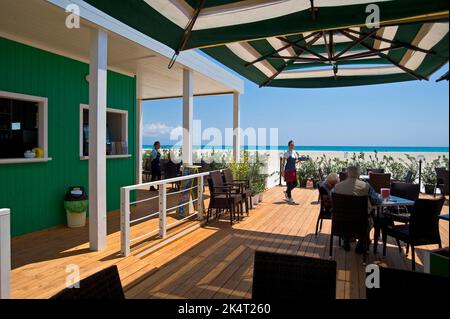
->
0, 97, 38, 159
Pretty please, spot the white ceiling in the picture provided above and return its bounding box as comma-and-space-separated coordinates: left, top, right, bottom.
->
0, 0, 242, 99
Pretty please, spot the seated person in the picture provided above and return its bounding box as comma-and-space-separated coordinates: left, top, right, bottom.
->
333, 166, 382, 253
318, 173, 340, 213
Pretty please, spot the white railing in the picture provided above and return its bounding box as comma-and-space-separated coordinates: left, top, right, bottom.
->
0, 209, 11, 299
120, 171, 211, 257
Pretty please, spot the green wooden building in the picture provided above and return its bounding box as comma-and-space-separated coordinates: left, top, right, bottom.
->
0, 0, 243, 247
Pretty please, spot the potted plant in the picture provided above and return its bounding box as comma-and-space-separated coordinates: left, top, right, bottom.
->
297, 159, 319, 188
64, 187, 88, 228
251, 177, 267, 203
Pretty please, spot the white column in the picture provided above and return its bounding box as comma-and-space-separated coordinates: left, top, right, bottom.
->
136, 98, 143, 184
136, 71, 143, 184
89, 29, 108, 251
0, 209, 11, 299
182, 69, 193, 165
233, 93, 241, 162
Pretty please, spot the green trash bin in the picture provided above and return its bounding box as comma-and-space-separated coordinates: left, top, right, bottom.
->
64, 186, 88, 228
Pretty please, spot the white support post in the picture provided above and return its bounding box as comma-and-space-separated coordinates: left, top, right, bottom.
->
136, 70, 143, 184
233, 93, 241, 162
120, 189, 130, 257
159, 184, 167, 238
0, 209, 11, 299
136, 98, 143, 184
88, 28, 108, 252
182, 69, 193, 165
197, 177, 204, 221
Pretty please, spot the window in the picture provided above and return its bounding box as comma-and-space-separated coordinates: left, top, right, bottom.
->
79, 104, 130, 159
0, 91, 48, 163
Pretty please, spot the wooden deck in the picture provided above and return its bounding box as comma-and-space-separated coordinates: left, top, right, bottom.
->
11, 187, 448, 299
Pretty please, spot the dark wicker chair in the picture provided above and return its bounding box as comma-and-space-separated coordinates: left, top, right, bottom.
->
316, 168, 326, 202
339, 172, 348, 182
330, 193, 370, 263
404, 170, 415, 184
142, 158, 151, 182
315, 184, 332, 236
366, 266, 449, 299
367, 168, 385, 174
390, 182, 420, 217
252, 251, 337, 300
373, 182, 421, 253
206, 171, 243, 225
382, 197, 445, 271
164, 160, 181, 190
223, 168, 253, 215
368, 173, 391, 193
435, 168, 449, 197
51, 265, 125, 299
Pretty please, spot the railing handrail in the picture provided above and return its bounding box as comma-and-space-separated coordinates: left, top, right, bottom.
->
120, 170, 212, 256
122, 170, 218, 191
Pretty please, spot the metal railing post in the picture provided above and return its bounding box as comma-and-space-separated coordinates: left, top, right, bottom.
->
159, 183, 167, 238
279, 156, 283, 186
197, 176, 204, 221
120, 188, 130, 256
0, 209, 11, 299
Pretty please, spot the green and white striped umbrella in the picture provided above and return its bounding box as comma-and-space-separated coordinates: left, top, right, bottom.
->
86, 0, 449, 87
203, 22, 449, 88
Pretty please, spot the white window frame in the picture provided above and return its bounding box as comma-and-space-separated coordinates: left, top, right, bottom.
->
0, 91, 50, 164
79, 104, 131, 160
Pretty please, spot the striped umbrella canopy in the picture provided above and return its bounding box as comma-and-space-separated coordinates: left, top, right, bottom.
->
86, 0, 449, 87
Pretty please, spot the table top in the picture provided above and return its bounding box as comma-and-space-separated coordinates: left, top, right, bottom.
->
438, 214, 449, 221
377, 195, 415, 207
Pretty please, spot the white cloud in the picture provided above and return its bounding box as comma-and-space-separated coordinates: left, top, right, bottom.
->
143, 122, 175, 137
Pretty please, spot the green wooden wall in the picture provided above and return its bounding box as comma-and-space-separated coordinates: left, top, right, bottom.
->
0, 37, 136, 237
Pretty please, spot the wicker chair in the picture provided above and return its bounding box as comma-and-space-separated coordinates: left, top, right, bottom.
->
316, 168, 326, 201
368, 173, 391, 193
435, 168, 449, 197
404, 170, 415, 184
164, 160, 181, 190
206, 171, 243, 225
366, 266, 449, 299
339, 172, 348, 182
315, 184, 332, 236
252, 251, 337, 300
142, 158, 152, 182
382, 197, 445, 271
223, 168, 253, 215
367, 168, 385, 174
330, 193, 370, 263
373, 182, 421, 254
51, 265, 125, 299
391, 182, 420, 214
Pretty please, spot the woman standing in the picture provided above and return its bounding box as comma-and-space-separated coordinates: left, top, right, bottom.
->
282, 140, 300, 204
149, 141, 162, 191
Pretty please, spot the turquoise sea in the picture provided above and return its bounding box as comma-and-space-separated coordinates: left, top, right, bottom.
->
143, 145, 449, 153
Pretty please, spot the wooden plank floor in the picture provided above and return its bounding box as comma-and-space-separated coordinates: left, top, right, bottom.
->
10, 187, 449, 299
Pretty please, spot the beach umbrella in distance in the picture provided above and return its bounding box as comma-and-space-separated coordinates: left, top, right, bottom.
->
85, 0, 449, 88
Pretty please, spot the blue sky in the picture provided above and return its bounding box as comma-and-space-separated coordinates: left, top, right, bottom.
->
142, 60, 449, 147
